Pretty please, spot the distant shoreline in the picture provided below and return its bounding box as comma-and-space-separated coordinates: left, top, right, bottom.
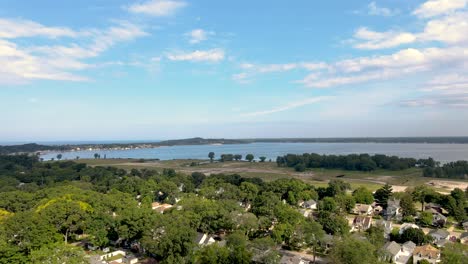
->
2, 136, 468, 155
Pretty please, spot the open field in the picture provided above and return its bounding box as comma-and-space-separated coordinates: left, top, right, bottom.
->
81, 158, 468, 192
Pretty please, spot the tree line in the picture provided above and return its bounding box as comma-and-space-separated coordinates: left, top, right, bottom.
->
276, 153, 435, 172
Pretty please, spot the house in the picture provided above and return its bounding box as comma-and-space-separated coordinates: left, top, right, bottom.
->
399, 223, 420, 235
380, 241, 416, 264
299, 199, 317, 210
123, 255, 138, 264
375, 219, 393, 239
100, 250, 127, 263
373, 205, 384, 215
424, 203, 448, 215
412, 244, 440, 264
432, 213, 447, 227
463, 221, 468, 231
460, 232, 468, 244
195, 233, 216, 246
398, 241, 417, 264
385, 198, 402, 221
351, 216, 372, 232
352, 203, 373, 215
381, 241, 401, 263
299, 209, 313, 218
151, 202, 173, 213
428, 229, 450, 242
238, 202, 251, 211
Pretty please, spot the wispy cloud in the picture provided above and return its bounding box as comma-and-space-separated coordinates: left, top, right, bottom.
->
186, 29, 214, 44
242, 96, 331, 117
167, 49, 225, 62
367, 2, 399, 17
352, 27, 416, 50
0, 18, 80, 39
232, 62, 327, 83
127, 0, 187, 16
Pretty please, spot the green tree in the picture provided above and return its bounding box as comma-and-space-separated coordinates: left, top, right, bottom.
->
208, 152, 215, 162
226, 231, 252, 264
259, 156, 267, 162
320, 197, 337, 212
330, 236, 380, 264
239, 182, 259, 203
56, 154, 62, 161
412, 185, 431, 211
400, 228, 431, 245
365, 225, 386, 249
400, 192, 416, 217
440, 243, 468, 264
317, 211, 349, 235
352, 187, 374, 204
192, 244, 230, 264
327, 180, 351, 196
30, 244, 87, 264
36, 198, 92, 243
374, 183, 393, 207
418, 211, 433, 227
245, 154, 254, 162
336, 195, 356, 213
294, 163, 306, 172
142, 215, 196, 263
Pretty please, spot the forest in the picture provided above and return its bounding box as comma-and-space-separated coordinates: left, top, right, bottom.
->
0, 154, 467, 264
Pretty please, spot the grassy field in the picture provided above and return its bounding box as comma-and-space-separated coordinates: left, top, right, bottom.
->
80, 158, 467, 192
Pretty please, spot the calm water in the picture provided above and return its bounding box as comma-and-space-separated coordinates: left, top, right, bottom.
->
40, 143, 468, 163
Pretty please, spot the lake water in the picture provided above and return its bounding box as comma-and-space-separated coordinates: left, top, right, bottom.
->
40, 142, 468, 163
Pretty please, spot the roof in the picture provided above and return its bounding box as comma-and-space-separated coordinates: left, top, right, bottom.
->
435, 239, 448, 247
413, 244, 440, 259
355, 203, 372, 212
383, 241, 401, 256
429, 229, 450, 238
402, 241, 416, 252
387, 198, 400, 207
460, 232, 468, 239
353, 216, 372, 227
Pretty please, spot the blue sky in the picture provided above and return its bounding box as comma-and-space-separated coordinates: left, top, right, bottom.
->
1, 0, 468, 141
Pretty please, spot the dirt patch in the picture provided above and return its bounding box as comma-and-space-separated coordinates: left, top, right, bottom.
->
426, 180, 468, 192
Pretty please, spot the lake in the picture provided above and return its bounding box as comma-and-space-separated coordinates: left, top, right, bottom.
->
40, 142, 468, 163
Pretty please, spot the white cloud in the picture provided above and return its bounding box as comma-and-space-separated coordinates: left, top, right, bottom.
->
420, 12, 468, 44
367, 2, 399, 16
186, 29, 213, 44
301, 46, 468, 88
167, 49, 225, 62
353, 27, 416, 50
242, 96, 331, 117
127, 0, 186, 16
0, 18, 79, 39
0, 20, 147, 84
413, 0, 467, 18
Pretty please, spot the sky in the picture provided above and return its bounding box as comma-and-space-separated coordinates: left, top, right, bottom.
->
0, 0, 468, 141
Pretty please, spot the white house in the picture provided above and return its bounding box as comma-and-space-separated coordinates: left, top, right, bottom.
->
195, 233, 216, 246
299, 199, 317, 210
399, 223, 420, 235
381, 241, 416, 264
